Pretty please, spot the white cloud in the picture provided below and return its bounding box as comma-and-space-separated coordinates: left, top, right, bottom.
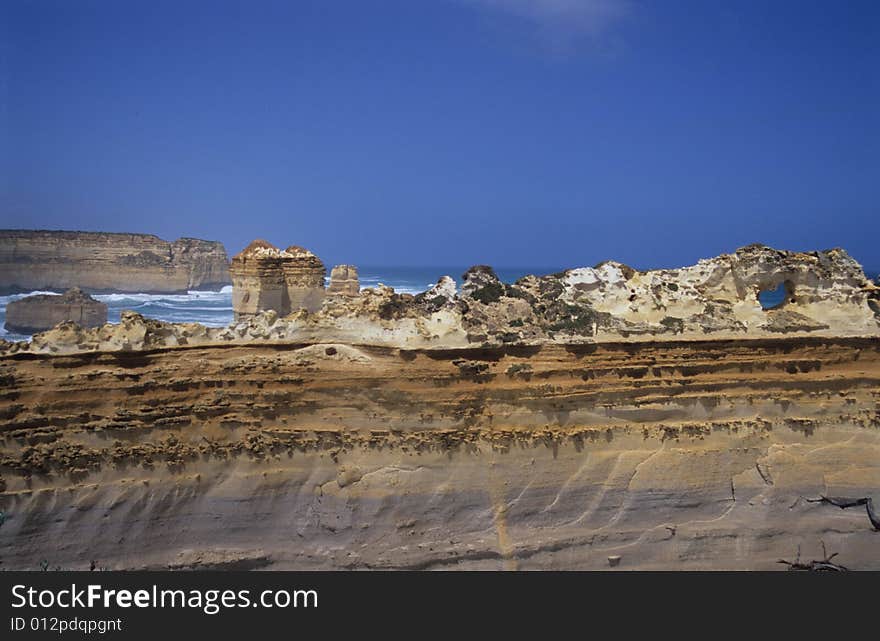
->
460, 0, 632, 54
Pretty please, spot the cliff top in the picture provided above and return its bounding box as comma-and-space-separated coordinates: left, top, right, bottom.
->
0, 229, 226, 247
284, 245, 319, 258
232, 240, 319, 262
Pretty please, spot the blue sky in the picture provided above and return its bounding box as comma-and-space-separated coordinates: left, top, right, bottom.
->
1, 1, 877, 270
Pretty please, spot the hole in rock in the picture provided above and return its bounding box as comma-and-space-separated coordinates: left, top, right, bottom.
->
758, 280, 794, 310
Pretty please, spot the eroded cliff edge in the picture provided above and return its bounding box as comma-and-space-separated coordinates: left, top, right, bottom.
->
3, 244, 877, 356
0, 230, 231, 294
0, 245, 878, 570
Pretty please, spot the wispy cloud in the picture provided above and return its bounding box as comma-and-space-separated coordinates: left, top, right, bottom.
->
460, 0, 633, 55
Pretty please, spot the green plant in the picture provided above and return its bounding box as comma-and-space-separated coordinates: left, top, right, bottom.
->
660, 316, 684, 334
471, 282, 504, 304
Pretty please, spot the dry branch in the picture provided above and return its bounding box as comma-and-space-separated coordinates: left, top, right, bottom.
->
778, 541, 848, 572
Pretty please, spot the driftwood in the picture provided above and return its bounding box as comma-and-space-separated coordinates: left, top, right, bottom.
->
806, 495, 880, 530
778, 541, 848, 572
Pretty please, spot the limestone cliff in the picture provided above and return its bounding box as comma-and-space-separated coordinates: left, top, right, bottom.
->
4, 288, 107, 334
0, 337, 878, 570
0, 230, 231, 294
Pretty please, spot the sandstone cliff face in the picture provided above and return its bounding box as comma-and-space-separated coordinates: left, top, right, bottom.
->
4, 288, 107, 334
282, 246, 327, 313
0, 230, 231, 294
0, 338, 878, 570
230, 240, 326, 320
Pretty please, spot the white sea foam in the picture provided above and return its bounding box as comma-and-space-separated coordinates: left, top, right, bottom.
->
357, 275, 433, 295
95, 290, 232, 304
0, 291, 61, 306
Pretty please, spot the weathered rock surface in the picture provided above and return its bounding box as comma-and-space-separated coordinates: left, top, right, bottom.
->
0, 230, 231, 294
505, 244, 879, 342
0, 338, 878, 570
4, 288, 107, 334
4, 244, 875, 358
327, 265, 360, 296
230, 240, 326, 320
869, 278, 880, 321
282, 245, 327, 313
424, 275, 457, 301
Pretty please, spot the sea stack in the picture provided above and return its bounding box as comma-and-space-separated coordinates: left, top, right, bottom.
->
4, 287, 108, 334
327, 265, 360, 296
230, 240, 326, 320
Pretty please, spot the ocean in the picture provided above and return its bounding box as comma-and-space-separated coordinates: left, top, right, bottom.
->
1, 265, 877, 344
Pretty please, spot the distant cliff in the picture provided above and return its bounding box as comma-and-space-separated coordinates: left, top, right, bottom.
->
0, 230, 231, 294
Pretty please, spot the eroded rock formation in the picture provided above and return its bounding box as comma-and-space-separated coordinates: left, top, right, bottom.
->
0, 230, 230, 294
327, 265, 360, 296
4, 288, 107, 334
0, 244, 878, 570
230, 241, 326, 320
506, 244, 878, 341
0, 337, 878, 570
6, 244, 875, 357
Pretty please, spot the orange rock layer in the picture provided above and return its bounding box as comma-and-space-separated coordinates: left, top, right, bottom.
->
1, 336, 878, 570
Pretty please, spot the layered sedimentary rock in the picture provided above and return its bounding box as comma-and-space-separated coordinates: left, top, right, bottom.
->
0, 230, 231, 294
282, 246, 327, 313
4, 288, 107, 334
327, 265, 360, 296
0, 338, 878, 570
0, 244, 878, 570
230, 241, 326, 321
229, 240, 288, 320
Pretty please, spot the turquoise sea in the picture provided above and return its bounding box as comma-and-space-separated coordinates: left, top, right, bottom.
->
1, 265, 877, 343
